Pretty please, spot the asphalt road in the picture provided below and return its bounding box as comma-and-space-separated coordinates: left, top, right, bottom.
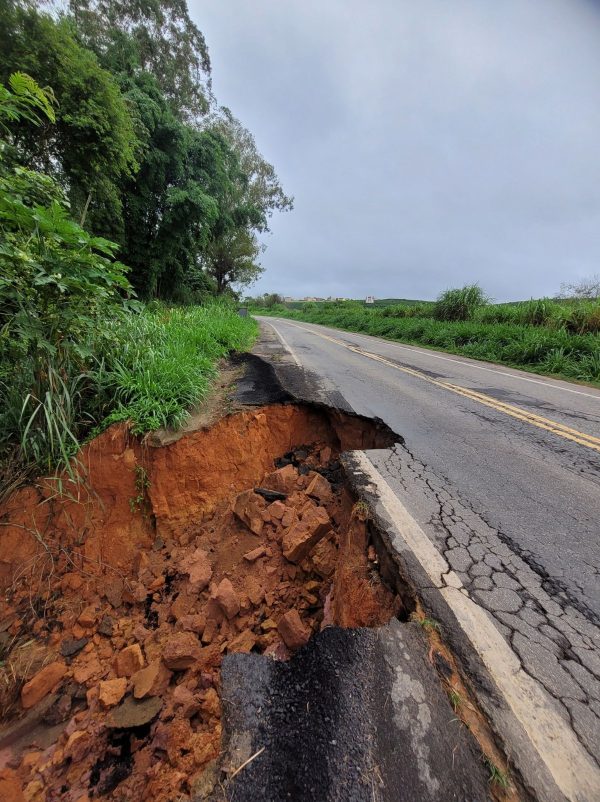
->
258, 316, 600, 772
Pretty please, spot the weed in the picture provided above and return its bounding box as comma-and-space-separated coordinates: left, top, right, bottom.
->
1, 303, 258, 489
411, 613, 441, 632
352, 499, 370, 518
485, 758, 510, 789
129, 464, 150, 514
433, 284, 489, 322
448, 688, 462, 711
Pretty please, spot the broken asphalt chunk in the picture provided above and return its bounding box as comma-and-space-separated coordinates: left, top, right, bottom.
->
108, 695, 162, 729
254, 487, 287, 502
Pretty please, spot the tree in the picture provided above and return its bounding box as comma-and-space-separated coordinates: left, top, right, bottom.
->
67, 0, 212, 119
208, 108, 293, 229
262, 293, 283, 308
0, 0, 140, 238
202, 109, 292, 294
0, 72, 131, 473
4, 0, 293, 300
558, 275, 600, 300
116, 72, 250, 299
203, 229, 264, 295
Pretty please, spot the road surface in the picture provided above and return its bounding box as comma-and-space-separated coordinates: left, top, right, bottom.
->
257, 316, 600, 800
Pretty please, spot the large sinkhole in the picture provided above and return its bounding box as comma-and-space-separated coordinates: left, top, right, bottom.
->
0, 402, 420, 802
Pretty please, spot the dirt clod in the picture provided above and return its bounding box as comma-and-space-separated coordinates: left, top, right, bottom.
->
278, 609, 311, 649
212, 578, 241, 620
132, 660, 172, 699
282, 506, 331, 563
21, 662, 67, 710
113, 644, 145, 678
98, 678, 127, 709
162, 632, 202, 670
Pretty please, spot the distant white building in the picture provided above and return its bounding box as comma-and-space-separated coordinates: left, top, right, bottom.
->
365, 295, 375, 304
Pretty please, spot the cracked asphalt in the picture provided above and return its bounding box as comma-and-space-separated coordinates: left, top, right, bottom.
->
257, 317, 600, 772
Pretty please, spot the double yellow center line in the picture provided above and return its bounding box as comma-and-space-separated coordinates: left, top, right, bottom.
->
286, 323, 600, 454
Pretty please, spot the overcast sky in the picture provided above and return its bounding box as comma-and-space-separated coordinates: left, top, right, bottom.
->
193, 0, 600, 301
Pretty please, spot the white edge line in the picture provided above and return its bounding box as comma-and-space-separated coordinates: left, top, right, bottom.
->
260, 319, 302, 367
352, 451, 600, 802
269, 318, 600, 401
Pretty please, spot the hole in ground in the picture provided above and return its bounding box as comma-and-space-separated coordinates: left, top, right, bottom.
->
0, 401, 415, 802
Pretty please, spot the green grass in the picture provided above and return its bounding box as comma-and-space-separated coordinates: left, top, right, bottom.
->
485, 758, 510, 789
0, 302, 257, 488
252, 300, 600, 385
97, 303, 257, 433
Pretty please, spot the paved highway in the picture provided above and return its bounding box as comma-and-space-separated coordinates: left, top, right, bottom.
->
258, 316, 600, 785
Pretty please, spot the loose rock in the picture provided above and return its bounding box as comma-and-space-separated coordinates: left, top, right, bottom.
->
113, 644, 145, 678
212, 578, 240, 619
133, 660, 172, 699
268, 500, 286, 520
277, 609, 311, 650
77, 606, 97, 628
162, 632, 202, 670
98, 677, 127, 708
262, 465, 298, 494
64, 729, 94, 762
282, 506, 331, 563
305, 473, 332, 504
243, 546, 266, 562
232, 489, 265, 535
60, 637, 88, 658
179, 548, 212, 590
179, 614, 206, 635
108, 696, 162, 729
21, 662, 67, 709
97, 615, 114, 637
228, 629, 257, 653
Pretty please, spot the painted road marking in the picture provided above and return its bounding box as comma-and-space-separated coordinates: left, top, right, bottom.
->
261, 320, 302, 366
271, 320, 600, 454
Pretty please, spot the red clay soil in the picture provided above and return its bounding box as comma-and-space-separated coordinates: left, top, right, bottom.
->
0, 404, 399, 802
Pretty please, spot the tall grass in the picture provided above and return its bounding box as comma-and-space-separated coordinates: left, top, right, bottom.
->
97, 304, 257, 433
433, 284, 488, 321
0, 302, 257, 488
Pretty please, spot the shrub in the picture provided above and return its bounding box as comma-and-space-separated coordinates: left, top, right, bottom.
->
517, 298, 558, 327
433, 284, 489, 322
0, 74, 131, 479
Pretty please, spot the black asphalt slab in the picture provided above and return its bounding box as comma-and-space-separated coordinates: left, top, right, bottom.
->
214, 622, 490, 802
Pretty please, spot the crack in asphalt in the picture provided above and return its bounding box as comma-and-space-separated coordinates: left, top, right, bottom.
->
376, 442, 600, 766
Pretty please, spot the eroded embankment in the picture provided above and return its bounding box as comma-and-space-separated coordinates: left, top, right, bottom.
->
0, 403, 404, 802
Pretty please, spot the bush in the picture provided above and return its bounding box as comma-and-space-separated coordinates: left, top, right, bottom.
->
0, 74, 132, 478
433, 284, 489, 321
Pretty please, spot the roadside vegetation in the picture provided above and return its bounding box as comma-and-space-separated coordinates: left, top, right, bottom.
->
249, 285, 600, 385
0, 0, 288, 493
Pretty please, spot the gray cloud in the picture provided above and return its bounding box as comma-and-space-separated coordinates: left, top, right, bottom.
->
192, 0, 600, 301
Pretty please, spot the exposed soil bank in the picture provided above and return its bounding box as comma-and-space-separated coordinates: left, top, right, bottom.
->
0, 403, 401, 801
0, 403, 397, 591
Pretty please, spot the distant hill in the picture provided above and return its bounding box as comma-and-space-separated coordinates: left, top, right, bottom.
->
370, 298, 430, 306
